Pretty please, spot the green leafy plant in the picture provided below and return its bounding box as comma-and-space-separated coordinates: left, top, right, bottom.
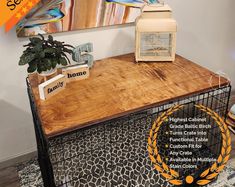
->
19, 34, 75, 74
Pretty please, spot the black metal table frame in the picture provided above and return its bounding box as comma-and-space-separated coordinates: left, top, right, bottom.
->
26, 78, 231, 187
27, 78, 56, 187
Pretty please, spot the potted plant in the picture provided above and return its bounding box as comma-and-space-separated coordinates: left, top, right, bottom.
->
19, 34, 75, 75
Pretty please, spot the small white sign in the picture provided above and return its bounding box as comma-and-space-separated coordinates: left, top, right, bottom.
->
62, 64, 89, 82
38, 74, 66, 100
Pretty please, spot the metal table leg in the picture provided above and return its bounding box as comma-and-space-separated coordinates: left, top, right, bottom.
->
27, 78, 56, 187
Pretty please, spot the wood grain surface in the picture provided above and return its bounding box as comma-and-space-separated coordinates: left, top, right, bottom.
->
28, 54, 229, 137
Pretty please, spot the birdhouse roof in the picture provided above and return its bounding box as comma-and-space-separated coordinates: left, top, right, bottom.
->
142, 4, 172, 12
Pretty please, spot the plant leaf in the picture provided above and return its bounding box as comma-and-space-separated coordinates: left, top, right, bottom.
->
40, 51, 45, 58
61, 52, 70, 64
19, 53, 36, 65
63, 44, 75, 49
27, 64, 37, 73
59, 57, 68, 66
32, 44, 43, 52
38, 34, 44, 40
51, 58, 58, 68
38, 63, 47, 72
41, 65, 47, 71
44, 48, 57, 54
54, 40, 63, 47
48, 35, 53, 41
29, 37, 42, 44
37, 67, 42, 74
43, 59, 52, 70
63, 48, 73, 54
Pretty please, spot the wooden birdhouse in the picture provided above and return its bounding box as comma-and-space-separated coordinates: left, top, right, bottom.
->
135, 4, 177, 62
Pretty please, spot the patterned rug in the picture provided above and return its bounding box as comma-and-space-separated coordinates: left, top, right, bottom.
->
16, 112, 235, 187
16, 103, 235, 187
17, 158, 235, 187
16, 158, 235, 187
17, 159, 43, 187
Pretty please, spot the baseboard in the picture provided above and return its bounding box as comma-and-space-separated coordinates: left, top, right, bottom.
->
0, 151, 37, 169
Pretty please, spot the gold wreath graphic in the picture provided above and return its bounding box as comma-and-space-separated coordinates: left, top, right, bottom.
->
147, 104, 231, 186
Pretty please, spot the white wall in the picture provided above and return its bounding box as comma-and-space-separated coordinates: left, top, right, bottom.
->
0, 0, 234, 162
167, 0, 235, 82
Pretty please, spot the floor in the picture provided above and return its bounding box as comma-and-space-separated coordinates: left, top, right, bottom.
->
1, 93, 235, 187
0, 166, 20, 187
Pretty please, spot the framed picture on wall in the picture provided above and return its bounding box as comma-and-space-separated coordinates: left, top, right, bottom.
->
16, 0, 148, 37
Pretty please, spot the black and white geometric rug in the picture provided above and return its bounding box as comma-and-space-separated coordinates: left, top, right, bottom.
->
16, 158, 235, 187
16, 111, 235, 187
17, 159, 43, 187
17, 115, 170, 187
17, 114, 168, 187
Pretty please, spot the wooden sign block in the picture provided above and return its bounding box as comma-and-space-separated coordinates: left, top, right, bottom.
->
62, 64, 89, 82
39, 74, 66, 100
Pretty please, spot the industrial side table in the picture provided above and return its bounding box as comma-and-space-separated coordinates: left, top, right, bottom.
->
27, 54, 231, 187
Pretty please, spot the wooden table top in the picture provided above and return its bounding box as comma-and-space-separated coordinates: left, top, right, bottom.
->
28, 53, 229, 137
